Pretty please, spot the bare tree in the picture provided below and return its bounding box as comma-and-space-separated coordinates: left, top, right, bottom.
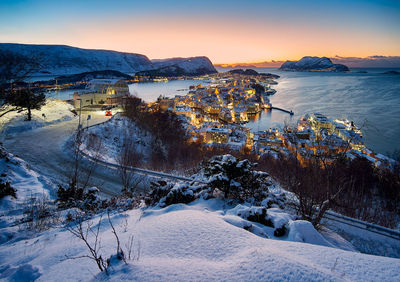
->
65, 214, 108, 274
58, 130, 104, 209
65, 211, 140, 274
116, 131, 143, 196
259, 124, 357, 227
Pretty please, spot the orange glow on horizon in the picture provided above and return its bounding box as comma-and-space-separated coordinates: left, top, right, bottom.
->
3, 15, 399, 63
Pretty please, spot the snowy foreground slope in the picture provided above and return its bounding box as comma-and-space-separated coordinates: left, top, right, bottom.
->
0, 123, 399, 280
0, 202, 399, 281
1, 167, 399, 282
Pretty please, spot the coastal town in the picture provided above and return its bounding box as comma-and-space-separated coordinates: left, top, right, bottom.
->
69, 70, 394, 169
1, 2, 399, 280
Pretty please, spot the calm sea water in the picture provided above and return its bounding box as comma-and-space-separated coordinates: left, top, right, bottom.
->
46, 68, 400, 154
128, 80, 208, 102
247, 67, 400, 155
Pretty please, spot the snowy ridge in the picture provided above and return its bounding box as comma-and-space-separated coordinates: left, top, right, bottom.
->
0, 43, 217, 77
152, 56, 217, 74
0, 145, 57, 233
136, 56, 218, 76
0, 43, 153, 75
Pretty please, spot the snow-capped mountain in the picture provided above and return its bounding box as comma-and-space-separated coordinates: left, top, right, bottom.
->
0, 44, 217, 77
136, 56, 217, 76
280, 56, 349, 72
152, 56, 217, 73
0, 43, 153, 76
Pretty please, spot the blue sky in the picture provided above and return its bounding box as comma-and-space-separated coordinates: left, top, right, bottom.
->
1, 0, 399, 62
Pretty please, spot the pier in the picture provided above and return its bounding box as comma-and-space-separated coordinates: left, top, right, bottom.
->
271, 106, 294, 115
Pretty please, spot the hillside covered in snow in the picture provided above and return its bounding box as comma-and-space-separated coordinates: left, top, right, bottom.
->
136, 56, 218, 77
280, 56, 349, 72
0, 43, 218, 77
0, 158, 399, 281
0, 43, 153, 76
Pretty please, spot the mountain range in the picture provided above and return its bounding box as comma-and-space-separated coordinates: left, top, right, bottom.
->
0, 43, 217, 77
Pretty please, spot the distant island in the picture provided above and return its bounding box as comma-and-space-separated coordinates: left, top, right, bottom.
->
135, 57, 217, 77
228, 68, 280, 79
279, 56, 349, 72
382, 70, 400, 75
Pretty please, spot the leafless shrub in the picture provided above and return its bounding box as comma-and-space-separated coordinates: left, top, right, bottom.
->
107, 211, 126, 263
258, 129, 399, 228
22, 194, 60, 232
65, 214, 108, 274
116, 131, 143, 196
58, 130, 104, 210
65, 211, 140, 274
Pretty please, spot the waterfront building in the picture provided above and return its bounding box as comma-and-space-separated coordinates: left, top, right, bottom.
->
73, 79, 129, 108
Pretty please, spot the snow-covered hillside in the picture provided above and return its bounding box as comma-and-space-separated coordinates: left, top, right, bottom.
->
80, 115, 153, 164
0, 198, 399, 281
1, 138, 400, 280
136, 56, 217, 76
152, 56, 217, 74
0, 43, 218, 77
0, 145, 57, 238
0, 43, 153, 76
280, 56, 349, 72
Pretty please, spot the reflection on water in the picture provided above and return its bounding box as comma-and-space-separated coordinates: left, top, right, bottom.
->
45, 89, 77, 100
243, 68, 400, 154
246, 109, 294, 132
128, 80, 208, 102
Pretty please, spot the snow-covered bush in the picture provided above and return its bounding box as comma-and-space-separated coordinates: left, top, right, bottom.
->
273, 225, 288, 237
57, 185, 105, 212
145, 180, 173, 206
202, 154, 271, 204
261, 192, 286, 209
164, 185, 196, 206
229, 205, 274, 227
145, 180, 207, 207
0, 181, 16, 199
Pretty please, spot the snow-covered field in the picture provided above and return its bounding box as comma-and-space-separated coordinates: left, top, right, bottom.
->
0, 145, 57, 241
0, 99, 76, 135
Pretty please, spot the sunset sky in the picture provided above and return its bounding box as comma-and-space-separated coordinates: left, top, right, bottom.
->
1, 0, 399, 63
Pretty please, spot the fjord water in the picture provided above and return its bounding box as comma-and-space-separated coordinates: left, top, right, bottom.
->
46, 68, 400, 155
248, 68, 400, 155
129, 68, 400, 155
128, 79, 208, 102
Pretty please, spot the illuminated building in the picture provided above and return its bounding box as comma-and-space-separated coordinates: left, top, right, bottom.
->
73, 79, 129, 108
206, 128, 230, 144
